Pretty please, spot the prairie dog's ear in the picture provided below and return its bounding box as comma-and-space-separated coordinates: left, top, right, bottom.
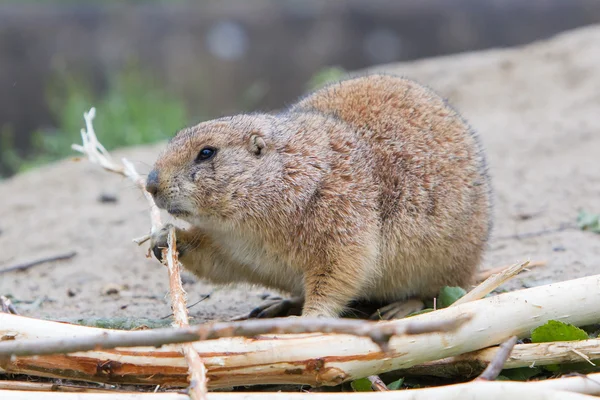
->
249, 133, 266, 156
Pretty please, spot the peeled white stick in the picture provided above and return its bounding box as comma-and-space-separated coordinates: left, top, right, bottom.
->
71, 107, 207, 398
71, 107, 161, 234
2, 376, 600, 399
163, 228, 208, 400
451, 260, 530, 306
1, 275, 600, 389
398, 337, 600, 378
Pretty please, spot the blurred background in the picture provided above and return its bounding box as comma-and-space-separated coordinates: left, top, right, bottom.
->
2, 0, 600, 178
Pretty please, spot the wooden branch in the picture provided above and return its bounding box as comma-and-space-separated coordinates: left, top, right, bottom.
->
71, 108, 161, 234
2, 373, 600, 399
475, 336, 517, 381
394, 338, 600, 379
476, 260, 546, 282
452, 260, 530, 306
0, 390, 590, 400
163, 228, 207, 400
0, 381, 120, 393
121, 159, 162, 235
393, 268, 599, 381
367, 375, 388, 391
0, 314, 469, 359
0, 393, 187, 400
72, 107, 207, 398
1, 296, 18, 315
133, 234, 151, 246
163, 228, 188, 328
1, 274, 600, 388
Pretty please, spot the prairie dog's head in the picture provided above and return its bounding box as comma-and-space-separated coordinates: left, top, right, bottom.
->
146, 114, 282, 225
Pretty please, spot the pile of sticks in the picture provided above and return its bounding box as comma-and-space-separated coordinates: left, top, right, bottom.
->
1, 108, 599, 399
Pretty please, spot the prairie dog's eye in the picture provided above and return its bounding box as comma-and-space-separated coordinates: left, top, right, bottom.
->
195, 147, 216, 162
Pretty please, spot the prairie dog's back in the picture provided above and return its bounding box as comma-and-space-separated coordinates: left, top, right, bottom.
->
292, 74, 491, 299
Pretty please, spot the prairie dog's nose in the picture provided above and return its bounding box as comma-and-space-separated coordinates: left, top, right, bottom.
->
146, 169, 159, 197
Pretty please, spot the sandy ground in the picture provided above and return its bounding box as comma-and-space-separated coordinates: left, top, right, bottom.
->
1, 25, 599, 323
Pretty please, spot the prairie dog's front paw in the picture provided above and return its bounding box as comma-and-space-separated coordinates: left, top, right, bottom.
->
150, 223, 175, 262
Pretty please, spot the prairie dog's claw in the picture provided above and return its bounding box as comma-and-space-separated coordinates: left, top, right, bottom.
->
150, 224, 174, 262
369, 299, 424, 320
248, 296, 304, 318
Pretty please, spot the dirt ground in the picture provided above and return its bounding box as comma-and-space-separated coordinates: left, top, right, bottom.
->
1, 25, 599, 323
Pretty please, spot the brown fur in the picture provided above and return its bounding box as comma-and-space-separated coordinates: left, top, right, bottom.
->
148, 74, 491, 318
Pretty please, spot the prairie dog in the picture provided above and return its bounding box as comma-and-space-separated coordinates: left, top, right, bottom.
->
147, 74, 491, 318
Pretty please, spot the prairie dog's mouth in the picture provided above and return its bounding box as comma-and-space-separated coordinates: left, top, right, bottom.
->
167, 208, 190, 217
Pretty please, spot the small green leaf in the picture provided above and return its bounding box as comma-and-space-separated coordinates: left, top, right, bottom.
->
438, 286, 467, 308
531, 320, 589, 343
577, 210, 600, 233
387, 378, 404, 390
351, 377, 372, 392
544, 364, 560, 372
500, 367, 542, 381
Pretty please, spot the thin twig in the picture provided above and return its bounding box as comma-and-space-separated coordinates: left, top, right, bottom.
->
388, 333, 600, 379
161, 293, 212, 320
183, 346, 208, 399
476, 336, 518, 381
71, 108, 161, 234
163, 227, 190, 327
451, 261, 530, 307
368, 375, 389, 391
476, 260, 546, 282
122, 159, 162, 235
495, 224, 577, 241
0, 314, 471, 359
163, 228, 208, 400
0, 251, 77, 274
0, 295, 18, 315
72, 107, 207, 399
0, 380, 119, 393
133, 234, 151, 245
3, 375, 600, 399
571, 349, 596, 366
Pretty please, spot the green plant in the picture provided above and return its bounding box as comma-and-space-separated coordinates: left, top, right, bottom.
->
0, 126, 23, 177
577, 210, 600, 233
531, 320, 589, 343
306, 66, 347, 91
6, 65, 189, 175
498, 320, 595, 381
350, 377, 372, 392
437, 286, 467, 308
